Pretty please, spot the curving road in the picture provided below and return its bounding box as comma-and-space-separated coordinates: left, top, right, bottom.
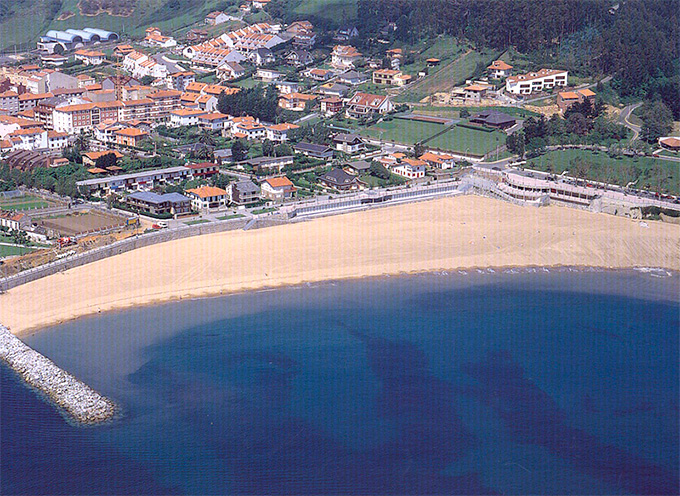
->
618, 102, 642, 141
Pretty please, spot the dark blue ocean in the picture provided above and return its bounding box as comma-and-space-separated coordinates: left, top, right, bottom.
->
1, 270, 679, 495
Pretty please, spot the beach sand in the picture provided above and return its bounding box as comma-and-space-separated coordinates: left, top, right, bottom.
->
2, 195, 678, 336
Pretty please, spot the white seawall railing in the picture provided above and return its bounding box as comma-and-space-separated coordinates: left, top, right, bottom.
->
0, 325, 117, 425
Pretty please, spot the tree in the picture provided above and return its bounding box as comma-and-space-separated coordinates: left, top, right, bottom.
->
459, 109, 470, 118
275, 143, 293, 157
638, 100, 673, 143
95, 152, 118, 170
369, 160, 390, 179
231, 139, 249, 162
140, 75, 155, 86
413, 142, 425, 158
198, 128, 216, 148
262, 139, 275, 157
212, 173, 230, 189
506, 131, 525, 157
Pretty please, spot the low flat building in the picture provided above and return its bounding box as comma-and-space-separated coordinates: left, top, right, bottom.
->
244, 155, 293, 174
125, 192, 191, 217
556, 88, 596, 113
82, 150, 124, 167
345, 160, 371, 175
293, 142, 334, 159
0, 209, 29, 230
419, 152, 456, 169
469, 110, 517, 130
187, 162, 219, 178
659, 136, 680, 151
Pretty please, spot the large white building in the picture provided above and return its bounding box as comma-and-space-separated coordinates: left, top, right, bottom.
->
505, 69, 568, 95
123, 51, 169, 80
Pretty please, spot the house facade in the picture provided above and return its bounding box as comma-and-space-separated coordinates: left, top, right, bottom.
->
186, 186, 228, 211
261, 176, 296, 201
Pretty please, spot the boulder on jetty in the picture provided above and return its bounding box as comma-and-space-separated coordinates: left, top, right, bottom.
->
0, 325, 117, 425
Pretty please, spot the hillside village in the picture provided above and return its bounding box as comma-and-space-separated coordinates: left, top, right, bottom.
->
0, 0, 678, 268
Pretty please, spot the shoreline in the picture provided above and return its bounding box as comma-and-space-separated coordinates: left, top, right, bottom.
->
1, 196, 678, 336
19, 265, 679, 338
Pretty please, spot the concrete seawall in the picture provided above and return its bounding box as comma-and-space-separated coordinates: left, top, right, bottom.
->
0, 325, 117, 425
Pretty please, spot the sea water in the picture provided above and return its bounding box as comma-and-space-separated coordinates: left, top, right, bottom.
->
1, 271, 678, 495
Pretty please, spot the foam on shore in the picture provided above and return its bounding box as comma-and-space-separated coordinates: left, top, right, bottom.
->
0, 325, 117, 425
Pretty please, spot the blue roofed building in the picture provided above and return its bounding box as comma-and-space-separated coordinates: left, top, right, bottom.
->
124, 191, 191, 217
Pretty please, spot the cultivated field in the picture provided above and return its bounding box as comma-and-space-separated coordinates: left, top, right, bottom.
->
0, 194, 54, 211
38, 211, 127, 236
426, 125, 506, 156
397, 47, 499, 103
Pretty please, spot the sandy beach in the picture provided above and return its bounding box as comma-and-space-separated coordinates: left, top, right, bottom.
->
1, 195, 678, 336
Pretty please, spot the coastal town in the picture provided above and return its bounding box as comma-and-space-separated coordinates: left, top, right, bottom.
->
0, 1, 678, 277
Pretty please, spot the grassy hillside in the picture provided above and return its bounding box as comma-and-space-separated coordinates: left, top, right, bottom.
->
294, 0, 357, 21
0, 0, 234, 51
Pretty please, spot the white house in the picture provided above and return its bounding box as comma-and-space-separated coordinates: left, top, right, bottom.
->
185, 186, 228, 211
74, 49, 105, 66
505, 69, 568, 95
169, 108, 207, 127
331, 45, 362, 69
205, 11, 229, 25
261, 176, 296, 201
392, 158, 426, 179
197, 112, 231, 131
265, 123, 299, 142
487, 60, 513, 79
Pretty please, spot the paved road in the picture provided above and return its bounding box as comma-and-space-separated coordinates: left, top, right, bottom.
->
618, 102, 643, 141
294, 112, 319, 125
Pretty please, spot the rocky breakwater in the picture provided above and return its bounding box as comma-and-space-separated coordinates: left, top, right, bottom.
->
0, 325, 117, 425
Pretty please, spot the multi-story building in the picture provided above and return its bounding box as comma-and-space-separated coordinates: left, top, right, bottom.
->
169, 108, 207, 127
167, 71, 195, 92
228, 180, 260, 205
125, 192, 191, 217
261, 176, 296, 201
331, 45, 362, 69
265, 123, 299, 142
487, 60, 513, 79
392, 158, 426, 179
77, 166, 192, 196
185, 186, 228, 211
372, 69, 411, 86
556, 88, 596, 112
346, 92, 393, 118
505, 69, 568, 95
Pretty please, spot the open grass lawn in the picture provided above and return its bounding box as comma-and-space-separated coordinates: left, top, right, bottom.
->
0, 195, 52, 211
360, 119, 447, 145
426, 125, 506, 156
0, 244, 36, 257
217, 214, 246, 220
294, 0, 357, 19
184, 219, 211, 225
252, 207, 277, 215
527, 149, 680, 196
417, 105, 539, 119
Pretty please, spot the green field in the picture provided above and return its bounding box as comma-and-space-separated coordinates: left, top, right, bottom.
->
184, 219, 210, 225
294, 0, 357, 20
0, 195, 52, 211
416, 105, 539, 119
217, 213, 245, 220
0, 244, 35, 257
527, 150, 680, 196
426, 125, 506, 156
360, 119, 448, 145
